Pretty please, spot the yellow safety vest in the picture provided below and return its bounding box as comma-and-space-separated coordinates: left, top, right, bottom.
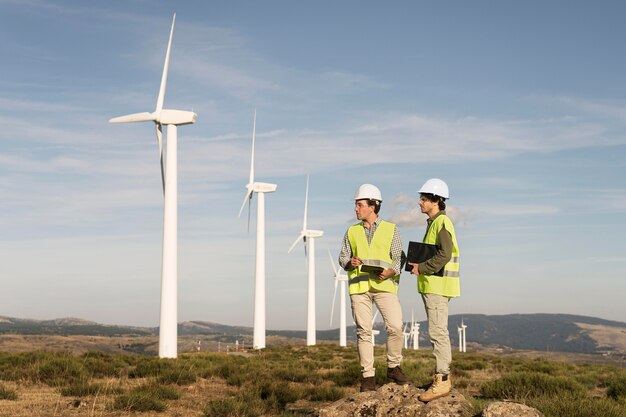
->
418, 214, 461, 298
347, 220, 400, 295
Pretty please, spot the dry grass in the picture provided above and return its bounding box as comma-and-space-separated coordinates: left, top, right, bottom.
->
0, 345, 624, 417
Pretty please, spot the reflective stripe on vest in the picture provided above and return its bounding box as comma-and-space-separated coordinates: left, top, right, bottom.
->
347, 220, 400, 295
418, 214, 461, 298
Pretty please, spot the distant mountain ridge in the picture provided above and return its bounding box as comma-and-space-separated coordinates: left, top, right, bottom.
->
0, 313, 624, 354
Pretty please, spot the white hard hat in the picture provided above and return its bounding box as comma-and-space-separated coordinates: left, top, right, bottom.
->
419, 178, 449, 199
354, 184, 382, 202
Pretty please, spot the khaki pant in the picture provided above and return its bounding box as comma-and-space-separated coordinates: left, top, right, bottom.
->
422, 293, 452, 374
351, 291, 403, 378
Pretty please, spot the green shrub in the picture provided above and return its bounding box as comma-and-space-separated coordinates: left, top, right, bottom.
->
480, 371, 584, 400
607, 375, 626, 400
132, 383, 181, 401
453, 360, 487, 371
128, 358, 175, 378
0, 384, 17, 400
60, 380, 103, 397
273, 366, 314, 383
257, 380, 304, 409
204, 396, 265, 417
111, 392, 168, 412
36, 355, 87, 386
307, 384, 344, 402
326, 363, 361, 387
514, 359, 569, 375
156, 366, 198, 385
530, 394, 626, 417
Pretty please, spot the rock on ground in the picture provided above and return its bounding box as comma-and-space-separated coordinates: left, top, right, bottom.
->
315, 383, 470, 417
481, 401, 545, 417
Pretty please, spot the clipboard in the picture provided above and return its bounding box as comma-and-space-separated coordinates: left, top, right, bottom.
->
360, 259, 391, 275
404, 241, 439, 272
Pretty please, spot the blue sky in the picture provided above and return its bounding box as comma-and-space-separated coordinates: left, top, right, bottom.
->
1, 0, 625, 329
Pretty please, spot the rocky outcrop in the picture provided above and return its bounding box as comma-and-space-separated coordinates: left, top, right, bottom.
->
481, 401, 545, 417
316, 384, 544, 417
315, 383, 469, 417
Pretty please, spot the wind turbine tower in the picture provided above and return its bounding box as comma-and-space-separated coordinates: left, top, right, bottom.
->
238, 110, 277, 350
411, 309, 420, 350
402, 323, 410, 349
288, 176, 324, 346
328, 250, 348, 347
371, 309, 380, 346
461, 319, 467, 352
109, 14, 196, 359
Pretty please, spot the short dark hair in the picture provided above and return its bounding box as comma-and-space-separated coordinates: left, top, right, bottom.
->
358, 199, 381, 214
420, 193, 446, 211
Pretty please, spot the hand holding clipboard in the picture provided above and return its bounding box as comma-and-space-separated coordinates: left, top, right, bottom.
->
405, 241, 443, 276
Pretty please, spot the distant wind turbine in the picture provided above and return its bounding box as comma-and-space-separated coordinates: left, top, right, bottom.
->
372, 309, 380, 346
402, 322, 410, 349
288, 175, 323, 346
461, 319, 467, 352
238, 110, 277, 350
410, 309, 420, 350
109, 14, 196, 359
328, 250, 348, 347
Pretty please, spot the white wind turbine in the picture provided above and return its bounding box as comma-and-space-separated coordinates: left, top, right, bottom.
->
328, 250, 348, 347
402, 322, 410, 349
410, 309, 420, 350
288, 175, 323, 346
238, 110, 277, 350
457, 325, 463, 352
461, 319, 467, 352
109, 14, 196, 359
371, 309, 381, 346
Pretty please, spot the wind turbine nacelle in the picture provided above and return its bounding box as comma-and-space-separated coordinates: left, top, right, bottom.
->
252, 182, 277, 193
304, 230, 324, 238
159, 109, 197, 125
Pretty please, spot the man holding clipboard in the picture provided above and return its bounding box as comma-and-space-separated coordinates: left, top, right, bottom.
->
339, 184, 408, 392
407, 178, 460, 402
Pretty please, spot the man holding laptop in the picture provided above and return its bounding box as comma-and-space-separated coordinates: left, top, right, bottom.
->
407, 178, 461, 402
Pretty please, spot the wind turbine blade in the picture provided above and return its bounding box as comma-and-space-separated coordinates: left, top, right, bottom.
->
247, 195, 252, 233
238, 188, 253, 218
287, 233, 304, 253
372, 309, 379, 325
302, 175, 309, 231
109, 112, 155, 123
156, 13, 176, 113
155, 124, 165, 194
249, 109, 256, 185
327, 250, 338, 276
330, 279, 338, 327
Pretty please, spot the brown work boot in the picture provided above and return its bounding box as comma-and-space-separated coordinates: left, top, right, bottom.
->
387, 366, 409, 384
360, 376, 377, 392
418, 373, 452, 402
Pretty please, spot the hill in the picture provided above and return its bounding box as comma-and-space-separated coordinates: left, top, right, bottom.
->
0, 313, 624, 355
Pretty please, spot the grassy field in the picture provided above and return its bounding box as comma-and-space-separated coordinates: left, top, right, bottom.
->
0, 345, 624, 417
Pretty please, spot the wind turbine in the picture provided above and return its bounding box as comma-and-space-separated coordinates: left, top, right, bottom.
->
288, 175, 323, 346
371, 309, 380, 346
457, 325, 463, 352
109, 14, 196, 359
402, 322, 410, 349
238, 110, 277, 350
461, 319, 467, 352
410, 309, 420, 350
328, 250, 348, 347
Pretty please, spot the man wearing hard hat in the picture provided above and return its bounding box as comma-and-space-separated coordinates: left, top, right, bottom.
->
339, 184, 408, 392
408, 178, 460, 402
